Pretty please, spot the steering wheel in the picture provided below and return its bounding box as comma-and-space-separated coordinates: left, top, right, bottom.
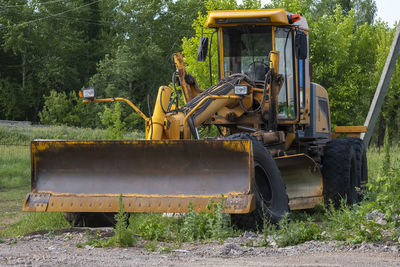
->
248, 60, 269, 69
247, 61, 269, 81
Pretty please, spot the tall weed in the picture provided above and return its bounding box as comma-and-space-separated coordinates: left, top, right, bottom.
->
264, 214, 321, 247
113, 195, 135, 247
181, 200, 234, 241
323, 201, 383, 243
130, 213, 180, 242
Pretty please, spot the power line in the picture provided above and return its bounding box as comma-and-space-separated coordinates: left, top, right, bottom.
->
0, 0, 102, 29
52, 16, 113, 26
0, 0, 67, 8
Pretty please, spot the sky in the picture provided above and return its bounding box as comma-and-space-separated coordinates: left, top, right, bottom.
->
237, 0, 399, 26
375, 0, 399, 27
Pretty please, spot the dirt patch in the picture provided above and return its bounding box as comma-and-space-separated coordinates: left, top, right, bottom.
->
1, 229, 399, 266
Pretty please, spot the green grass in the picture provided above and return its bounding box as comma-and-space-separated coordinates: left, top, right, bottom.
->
0, 145, 30, 189
0, 213, 69, 237
367, 145, 400, 180
0, 124, 144, 146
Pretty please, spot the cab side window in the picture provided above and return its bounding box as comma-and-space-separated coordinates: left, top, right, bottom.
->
275, 28, 296, 120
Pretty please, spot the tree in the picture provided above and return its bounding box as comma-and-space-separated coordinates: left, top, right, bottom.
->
0, 0, 112, 121
89, 0, 205, 129
39, 90, 101, 128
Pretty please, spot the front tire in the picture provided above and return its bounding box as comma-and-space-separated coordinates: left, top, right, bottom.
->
227, 133, 289, 229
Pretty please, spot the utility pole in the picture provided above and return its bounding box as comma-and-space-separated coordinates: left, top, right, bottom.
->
361, 24, 400, 146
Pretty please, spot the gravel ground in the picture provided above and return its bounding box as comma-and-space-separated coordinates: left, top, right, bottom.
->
1, 228, 400, 266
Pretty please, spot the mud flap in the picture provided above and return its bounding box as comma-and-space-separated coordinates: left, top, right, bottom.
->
24, 140, 255, 214
275, 154, 323, 210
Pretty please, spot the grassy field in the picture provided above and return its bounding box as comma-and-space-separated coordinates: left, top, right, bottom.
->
0, 125, 143, 237
367, 146, 400, 179
0, 124, 399, 246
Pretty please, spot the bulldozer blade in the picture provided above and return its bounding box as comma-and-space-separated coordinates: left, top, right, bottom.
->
275, 154, 323, 210
23, 140, 255, 214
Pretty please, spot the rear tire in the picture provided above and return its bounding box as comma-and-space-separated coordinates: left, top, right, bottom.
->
347, 137, 368, 186
227, 133, 289, 229
64, 212, 116, 227
322, 138, 361, 207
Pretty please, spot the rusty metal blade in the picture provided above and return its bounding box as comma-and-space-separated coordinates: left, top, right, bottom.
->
25, 139, 255, 213
275, 154, 323, 210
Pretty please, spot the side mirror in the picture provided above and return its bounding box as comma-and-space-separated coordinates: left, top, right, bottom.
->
197, 36, 209, 62
295, 30, 307, 60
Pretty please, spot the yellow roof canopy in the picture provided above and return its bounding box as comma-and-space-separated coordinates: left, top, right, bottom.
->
205, 9, 289, 28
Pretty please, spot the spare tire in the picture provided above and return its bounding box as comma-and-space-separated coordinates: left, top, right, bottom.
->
227, 133, 289, 229
322, 138, 361, 207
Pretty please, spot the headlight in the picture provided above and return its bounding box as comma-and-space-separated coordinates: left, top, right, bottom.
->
79, 88, 96, 99
234, 85, 249, 95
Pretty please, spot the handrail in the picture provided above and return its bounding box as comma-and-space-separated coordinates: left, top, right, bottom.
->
83, 97, 148, 121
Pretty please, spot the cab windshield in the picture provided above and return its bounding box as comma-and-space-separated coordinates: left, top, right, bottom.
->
222, 26, 272, 81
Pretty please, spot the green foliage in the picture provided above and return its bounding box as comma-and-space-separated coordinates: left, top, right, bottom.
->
323, 202, 383, 243
81, 230, 115, 248
0, 0, 107, 121
89, 0, 205, 110
79, 198, 236, 249
307, 6, 376, 126
144, 240, 158, 252
0, 0, 202, 123
83, 196, 136, 248
124, 111, 145, 132
181, 200, 234, 241
99, 102, 127, 139
39, 89, 146, 132
39, 90, 102, 128
266, 214, 322, 247
129, 198, 236, 243
113, 195, 136, 247
130, 214, 179, 242
368, 168, 400, 220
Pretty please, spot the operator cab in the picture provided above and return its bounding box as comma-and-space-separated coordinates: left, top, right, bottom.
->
204, 9, 310, 123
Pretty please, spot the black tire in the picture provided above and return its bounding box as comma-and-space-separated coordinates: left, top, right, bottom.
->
227, 133, 289, 229
64, 212, 116, 227
322, 138, 361, 207
347, 137, 368, 186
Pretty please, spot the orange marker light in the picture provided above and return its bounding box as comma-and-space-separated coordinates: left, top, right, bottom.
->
288, 14, 301, 24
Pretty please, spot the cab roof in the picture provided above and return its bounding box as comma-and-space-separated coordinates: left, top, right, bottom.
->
205, 9, 309, 31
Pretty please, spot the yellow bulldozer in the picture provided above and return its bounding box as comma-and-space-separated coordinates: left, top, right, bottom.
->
23, 9, 369, 228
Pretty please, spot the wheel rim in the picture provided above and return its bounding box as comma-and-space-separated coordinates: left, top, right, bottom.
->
255, 162, 273, 206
